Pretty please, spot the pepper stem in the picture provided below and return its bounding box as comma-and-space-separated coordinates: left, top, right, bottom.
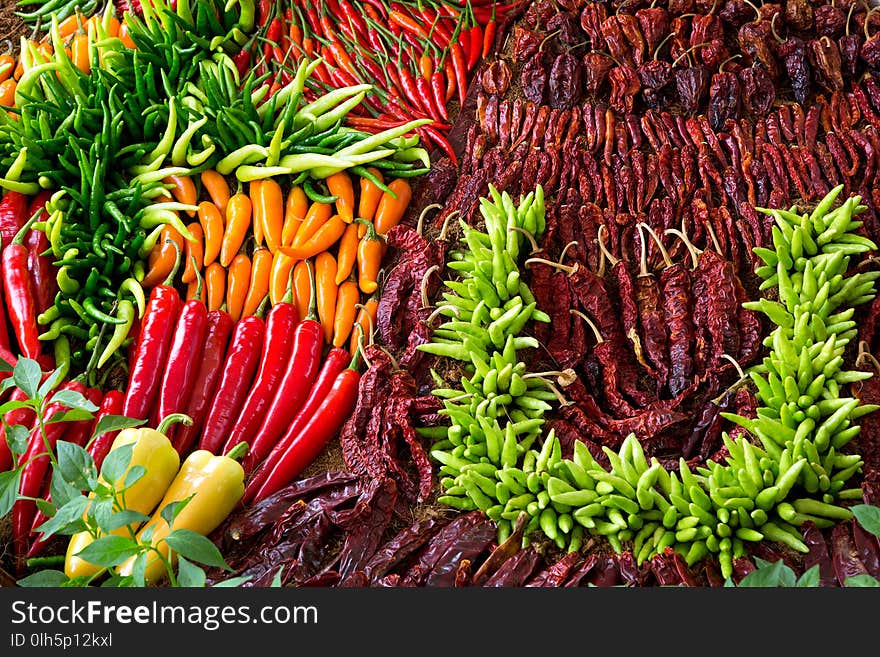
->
769, 13, 785, 43
718, 54, 741, 73
720, 353, 745, 379
425, 303, 459, 325
640, 222, 673, 269
664, 227, 702, 269
570, 308, 604, 344
420, 264, 440, 309
305, 258, 319, 321
672, 42, 708, 68
636, 224, 651, 278
523, 257, 577, 275
416, 203, 442, 236
254, 293, 271, 318
522, 369, 577, 387
162, 239, 182, 287
78, 306, 111, 384
11, 207, 42, 246
557, 240, 579, 264
856, 341, 880, 373
742, 0, 761, 21
156, 412, 193, 434
438, 210, 459, 241
597, 224, 619, 268
652, 31, 677, 61
508, 226, 539, 254
704, 219, 723, 256
192, 256, 204, 300
225, 441, 249, 461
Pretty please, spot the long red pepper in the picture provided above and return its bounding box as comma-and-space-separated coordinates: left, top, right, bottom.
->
450, 40, 468, 107
416, 74, 442, 121
431, 70, 449, 121
12, 380, 84, 560
25, 191, 57, 316
249, 353, 362, 504
197, 316, 265, 454
219, 267, 303, 457
0, 190, 27, 254
152, 296, 209, 442
0, 387, 33, 473
86, 389, 125, 471
239, 265, 324, 475
2, 208, 41, 360
121, 243, 182, 421
244, 347, 351, 500
172, 309, 234, 457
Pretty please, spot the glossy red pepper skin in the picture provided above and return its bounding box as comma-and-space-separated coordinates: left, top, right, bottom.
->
122, 284, 181, 421
249, 365, 361, 504
198, 316, 265, 454
243, 347, 351, 500
12, 381, 84, 560
220, 301, 298, 456
153, 298, 209, 440
430, 70, 449, 121
0, 191, 27, 253
25, 191, 56, 316
2, 223, 41, 361
86, 389, 125, 471
172, 310, 234, 457
0, 387, 33, 472
240, 316, 324, 475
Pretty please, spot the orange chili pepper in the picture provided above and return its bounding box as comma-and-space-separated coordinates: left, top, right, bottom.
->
142, 228, 185, 288
355, 219, 384, 295
326, 171, 355, 223
243, 247, 272, 317
100, 14, 121, 38
226, 253, 252, 322
374, 178, 412, 236
289, 23, 303, 50
220, 191, 252, 267
181, 222, 204, 284
200, 169, 230, 215
57, 13, 83, 40
291, 201, 332, 249
357, 168, 385, 238
186, 277, 207, 304
334, 222, 359, 285
293, 260, 311, 322
71, 33, 91, 74
349, 296, 379, 357
419, 53, 433, 82
197, 201, 224, 267
269, 251, 297, 307
119, 21, 136, 49
0, 55, 15, 84
279, 215, 346, 261
332, 280, 360, 349
249, 180, 264, 247
163, 174, 198, 216
0, 79, 15, 107
205, 262, 226, 312
282, 185, 308, 247
315, 252, 338, 344
254, 178, 283, 253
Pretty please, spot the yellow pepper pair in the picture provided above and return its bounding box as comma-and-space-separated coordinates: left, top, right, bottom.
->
65, 414, 246, 585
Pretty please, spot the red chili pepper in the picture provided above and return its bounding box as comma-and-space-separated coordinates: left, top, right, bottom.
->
398, 64, 431, 116
420, 124, 459, 165
266, 16, 282, 46
444, 57, 456, 101
13, 381, 85, 560
172, 309, 234, 457
469, 24, 484, 70
218, 281, 299, 456
86, 389, 125, 471
389, 6, 431, 42
248, 354, 362, 504
416, 75, 442, 121
430, 70, 449, 121
2, 208, 41, 360
450, 41, 468, 107
0, 387, 33, 472
258, 0, 272, 27
197, 315, 265, 455
482, 1, 497, 60
25, 191, 56, 316
243, 347, 350, 500
0, 190, 27, 253
232, 48, 251, 77
153, 298, 209, 443
121, 245, 182, 421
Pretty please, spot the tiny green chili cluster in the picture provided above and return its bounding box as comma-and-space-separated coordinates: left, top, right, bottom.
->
424, 184, 876, 581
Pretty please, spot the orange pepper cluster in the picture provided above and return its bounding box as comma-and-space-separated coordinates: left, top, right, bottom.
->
140, 168, 411, 357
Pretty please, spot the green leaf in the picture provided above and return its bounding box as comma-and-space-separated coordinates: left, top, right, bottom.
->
37, 366, 67, 399
0, 377, 17, 394
5, 424, 30, 457
17, 570, 69, 587
74, 535, 141, 568
212, 575, 252, 588
0, 469, 21, 517
796, 564, 820, 587
35, 498, 56, 518
50, 470, 80, 507
163, 529, 229, 570
56, 440, 96, 490
101, 573, 133, 588
103, 509, 150, 532
100, 442, 133, 484
47, 409, 95, 424
140, 524, 156, 543
123, 465, 146, 490
61, 575, 94, 588
0, 354, 14, 372
736, 559, 796, 587
131, 552, 147, 588
271, 565, 284, 587
13, 358, 42, 399
89, 415, 146, 445
0, 400, 33, 416
34, 496, 89, 538
844, 574, 880, 587
160, 495, 194, 528
851, 504, 880, 538
91, 498, 116, 532
49, 389, 100, 413
177, 556, 207, 587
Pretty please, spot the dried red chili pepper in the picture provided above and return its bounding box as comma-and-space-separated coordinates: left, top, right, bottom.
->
549, 52, 582, 110
674, 62, 709, 115
583, 52, 614, 98
636, 6, 669, 56
521, 52, 547, 104
708, 70, 741, 132
609, 65, 640, 115
737, 16, 780, 80
632, 224, 669, 390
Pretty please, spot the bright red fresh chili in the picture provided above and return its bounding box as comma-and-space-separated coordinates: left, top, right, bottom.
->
2, 209, 42, 360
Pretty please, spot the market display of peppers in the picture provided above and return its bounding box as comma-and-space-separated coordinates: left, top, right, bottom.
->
1, 0, 880, 588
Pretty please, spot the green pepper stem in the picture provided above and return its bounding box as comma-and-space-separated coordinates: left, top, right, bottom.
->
305, 258, 319, 322
156, 413, 193, 434
225, 441, 249, 462
11, 207, 42, 246
254, 293, 270, 318
162, 239, 182, 287
192, 256, 204, 299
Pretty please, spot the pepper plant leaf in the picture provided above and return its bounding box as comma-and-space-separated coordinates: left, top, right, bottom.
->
34, 495, 89, 538
0, 469, 21, 517
161, 495, 194, 528
89, 415, 146, 446
74, 535, 142, 568
177, 557, 207, 587
17, 570, 69, 588
56, 440, 96, 491
49, 389, 100, 413
12, 358, 41, 399
37, 366, 68, 399
6, 424, 30, 458
47, 409, 95, 424
851, 504, 880, 538
100, 442, 134, 484
736, 558, 797, 587
164, 529, 229, 570
844, 574, 880, 587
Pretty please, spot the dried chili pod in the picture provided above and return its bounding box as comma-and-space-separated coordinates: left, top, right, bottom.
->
708, 70, 741, 132
616, 13, 647, 67
583, 52, 615, 97
784, 0, 813, 32
512, 26, 542, 62
775, 23, 812, 105
838, 4, 863, 81
638, 60, 672, 90
549, 52, 583, 110
601, 14, 635, 68
634, 224, 669, 388
810, 36, 845, 93
815, 4, 847, 38
481, 61, 512, 97
738, 17, 780, 80
524, 0, 558, 29
579, 1, 608, 48
675, 61, 710, 115
720, 0, 757, 28
691, 13, 724, 47
609, 64, 641, 115
521, 53, 547, 104
547, 12, 583, 46
861, 15, 880, 70
738, 65, 776, 116
636, 6, 670, 56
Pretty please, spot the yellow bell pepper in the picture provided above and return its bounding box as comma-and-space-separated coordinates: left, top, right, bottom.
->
117, 442, 248, 584
64, 414, 190, 580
